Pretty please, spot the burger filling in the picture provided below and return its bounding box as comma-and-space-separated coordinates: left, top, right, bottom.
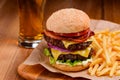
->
44, 34, 92, 51
43, 29, 94, 66
44, 47, 94, 66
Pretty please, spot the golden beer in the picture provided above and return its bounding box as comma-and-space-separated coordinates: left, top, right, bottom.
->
18, 0, 46, 48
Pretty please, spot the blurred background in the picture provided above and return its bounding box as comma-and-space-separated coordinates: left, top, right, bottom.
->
44, 0, 120, 24
0, 0, 120, 25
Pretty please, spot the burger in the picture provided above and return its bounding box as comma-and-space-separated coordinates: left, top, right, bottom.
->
43, 8, 94, 71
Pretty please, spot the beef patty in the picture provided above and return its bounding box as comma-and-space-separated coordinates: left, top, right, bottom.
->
57, 48, 94, 62
44, 34, 92, 51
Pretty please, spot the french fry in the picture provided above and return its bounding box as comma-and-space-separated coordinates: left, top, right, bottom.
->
107, 36, 112, 47
116, 53, 120, 60
117, 66, 120, 70
97, 62, 106, 72
115, 70, 120, 76
90, 58, 102, 67
112, 41, 120, 46
101, 53, 106, 60
91, 36, 101, 51
110, 61, 118, 76
113, 30, 120, 33
110, 52, 117, 64
113, 46, 120, 51
116, 53, 120, 57
97, 68, 110, 76
88, 30, 120, 77
91, 64, 99, 76
97, 34, 102, 41
88, 66, 93, 74
110, 52, 116, 58
108, 47, 112, 54
118, 61, 120, 65
103, 36, 111, 65
94, 48, 103, 59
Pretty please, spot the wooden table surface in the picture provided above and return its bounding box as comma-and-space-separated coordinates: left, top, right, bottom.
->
0, 0, 120, 80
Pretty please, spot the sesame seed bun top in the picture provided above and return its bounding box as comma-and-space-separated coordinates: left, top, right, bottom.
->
46, 8, 90, 33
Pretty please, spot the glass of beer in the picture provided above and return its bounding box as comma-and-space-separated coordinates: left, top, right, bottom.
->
18, 0, 46, 48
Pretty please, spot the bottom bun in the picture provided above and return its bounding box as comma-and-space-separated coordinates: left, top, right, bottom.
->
51, 62, 91, 72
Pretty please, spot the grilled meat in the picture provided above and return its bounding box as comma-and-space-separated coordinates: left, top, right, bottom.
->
44, 34, 92, 51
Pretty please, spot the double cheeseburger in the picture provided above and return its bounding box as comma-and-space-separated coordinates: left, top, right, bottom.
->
43, 8, 94, 71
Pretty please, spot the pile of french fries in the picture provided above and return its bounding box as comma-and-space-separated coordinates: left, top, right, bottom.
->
88, 29, 120, 77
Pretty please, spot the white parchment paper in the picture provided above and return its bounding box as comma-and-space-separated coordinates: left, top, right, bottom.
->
23, 20, 120, 80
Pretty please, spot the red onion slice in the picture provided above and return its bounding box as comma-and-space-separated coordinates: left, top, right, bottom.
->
48, 43, 71, 52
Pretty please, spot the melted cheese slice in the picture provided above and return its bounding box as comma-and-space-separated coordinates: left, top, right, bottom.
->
51, 48, 63, 60
51, 47, 91, 61
62, 38, 92, 48
62, 40, 77, 48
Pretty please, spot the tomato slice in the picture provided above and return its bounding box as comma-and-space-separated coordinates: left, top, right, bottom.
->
48, 28, 90, 37
71, 31, 94, 42
44, 29, 94, 42
44, 30, 63, 40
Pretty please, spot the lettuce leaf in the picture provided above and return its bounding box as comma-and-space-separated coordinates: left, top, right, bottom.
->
44, 48, 51, 56
57, 60, 82, 66
44, 48, 55, 64
49, 56, 55, 64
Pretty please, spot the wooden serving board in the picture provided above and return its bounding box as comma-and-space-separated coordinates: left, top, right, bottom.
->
18, 20, 120, 80
18, 64, 89, 80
